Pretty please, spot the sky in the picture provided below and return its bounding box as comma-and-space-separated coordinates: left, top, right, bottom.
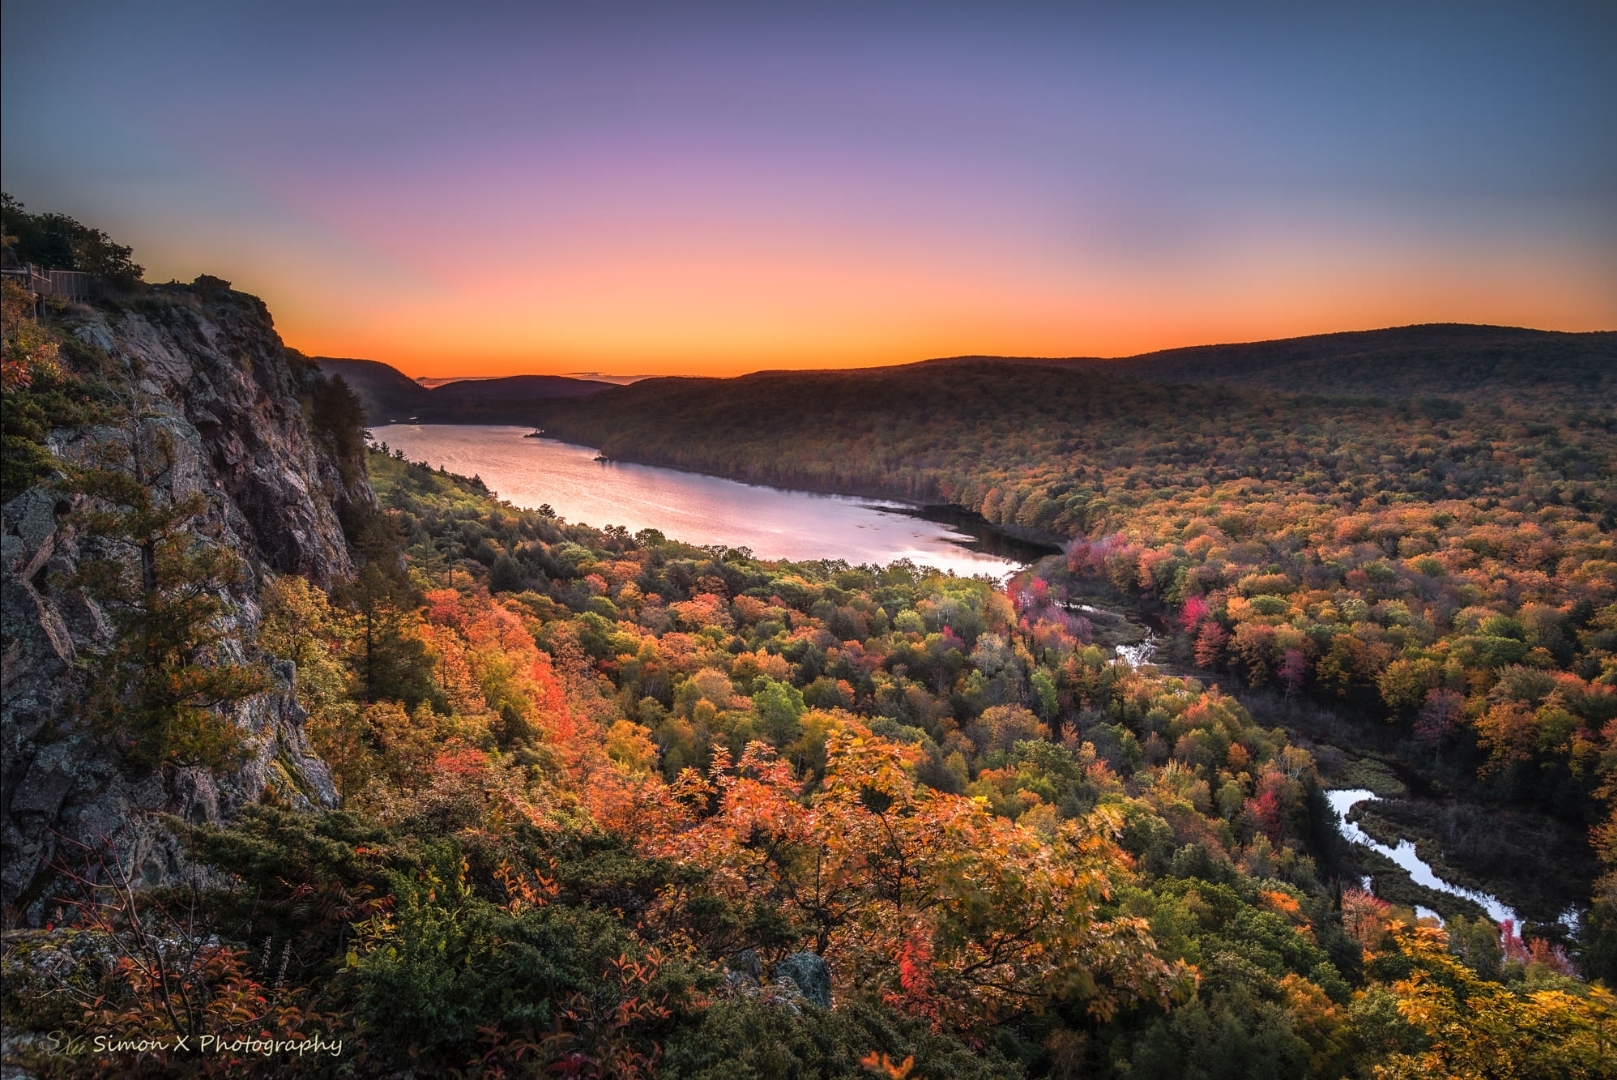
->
3, 1, 1614, 378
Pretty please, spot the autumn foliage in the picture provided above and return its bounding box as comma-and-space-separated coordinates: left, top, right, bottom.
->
8, 438, 1615, 1078
14, 207, 1617, 1076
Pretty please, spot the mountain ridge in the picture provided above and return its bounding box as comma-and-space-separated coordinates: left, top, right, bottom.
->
330, 323, 1616, 429
752, 323, 1616, 403
314, 357, 612, 425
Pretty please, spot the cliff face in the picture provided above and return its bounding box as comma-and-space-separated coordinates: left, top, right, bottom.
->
1, 283, 365, 923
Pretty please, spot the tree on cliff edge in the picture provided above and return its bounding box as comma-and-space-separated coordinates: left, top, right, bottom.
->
70, 417, 268, 769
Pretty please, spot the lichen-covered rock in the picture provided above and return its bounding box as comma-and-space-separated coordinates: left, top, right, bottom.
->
1, 283, 366, 924
773, 951, 832, 1008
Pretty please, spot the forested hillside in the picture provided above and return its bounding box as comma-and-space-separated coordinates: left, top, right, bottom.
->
542, 357, 1616, 529
315, 357, 611, 425
543, 349, 1617, 958
1057, 324, 1617, 407
5, 204, 1616, 1078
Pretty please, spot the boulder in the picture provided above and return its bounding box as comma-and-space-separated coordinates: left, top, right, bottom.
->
773, 951, 832, 1008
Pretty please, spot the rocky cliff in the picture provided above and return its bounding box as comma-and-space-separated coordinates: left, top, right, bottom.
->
1, 281, 365, 923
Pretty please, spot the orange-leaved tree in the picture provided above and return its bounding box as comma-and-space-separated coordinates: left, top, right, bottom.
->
658, 721, 1193, 1030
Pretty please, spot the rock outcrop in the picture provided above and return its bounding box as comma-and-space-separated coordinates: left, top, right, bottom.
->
1, 282, 366, 924
773, 951, 833, 1008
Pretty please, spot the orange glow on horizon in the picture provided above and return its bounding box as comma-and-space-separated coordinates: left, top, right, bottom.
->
259, 232, 1615, 379
106, 134, 1616, 382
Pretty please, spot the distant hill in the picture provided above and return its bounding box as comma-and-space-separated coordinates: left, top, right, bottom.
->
314, 357, 434, 422
424, 375, 613, 418
535, 323, 1616, 526
980, 324, 1613, 407
314, 358, 612, 425
319, 324, 1613, 428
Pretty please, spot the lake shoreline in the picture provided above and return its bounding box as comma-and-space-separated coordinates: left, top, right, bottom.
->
367, 423, 1028, 578
571, 439, 1073, 549
889, 504, 1065, 563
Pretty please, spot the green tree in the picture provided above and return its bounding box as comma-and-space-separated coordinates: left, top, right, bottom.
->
489, 552, 525, 593
1, 192, 143, 285
335, 500, 435, 707
752, 677, 806, 743
305, 370, 368, 485
71, 424, 268, 768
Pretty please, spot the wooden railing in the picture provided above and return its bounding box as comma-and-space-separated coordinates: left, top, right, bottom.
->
0, 263, 97, 299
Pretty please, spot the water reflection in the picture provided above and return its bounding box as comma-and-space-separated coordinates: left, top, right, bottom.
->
369, 425, 1022, 578
1328, 789, 1518, 925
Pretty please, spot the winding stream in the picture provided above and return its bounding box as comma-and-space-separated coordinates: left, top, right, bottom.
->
1112, 630, 1557, 930
1327, 789, 1519, 925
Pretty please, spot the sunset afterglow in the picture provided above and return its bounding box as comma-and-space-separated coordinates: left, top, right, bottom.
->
4, 2, 1613, 376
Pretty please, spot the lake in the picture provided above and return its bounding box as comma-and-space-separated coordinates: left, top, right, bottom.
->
368, 425, 1031, 577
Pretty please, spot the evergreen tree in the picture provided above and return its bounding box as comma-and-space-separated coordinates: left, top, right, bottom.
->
71, 421, 267, 768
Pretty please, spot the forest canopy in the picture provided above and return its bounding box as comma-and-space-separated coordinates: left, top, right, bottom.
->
12, 430, 1613, 1076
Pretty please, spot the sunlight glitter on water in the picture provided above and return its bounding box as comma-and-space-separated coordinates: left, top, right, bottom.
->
369, 425, 1022, 579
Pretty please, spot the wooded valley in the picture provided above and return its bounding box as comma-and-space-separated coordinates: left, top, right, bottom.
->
3, 198, 1616, 1077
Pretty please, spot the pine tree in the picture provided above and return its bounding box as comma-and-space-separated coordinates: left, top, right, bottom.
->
70, 417, 268, 768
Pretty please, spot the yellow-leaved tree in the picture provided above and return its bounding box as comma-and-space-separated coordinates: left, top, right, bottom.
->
1373, 924, 1617, 1080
